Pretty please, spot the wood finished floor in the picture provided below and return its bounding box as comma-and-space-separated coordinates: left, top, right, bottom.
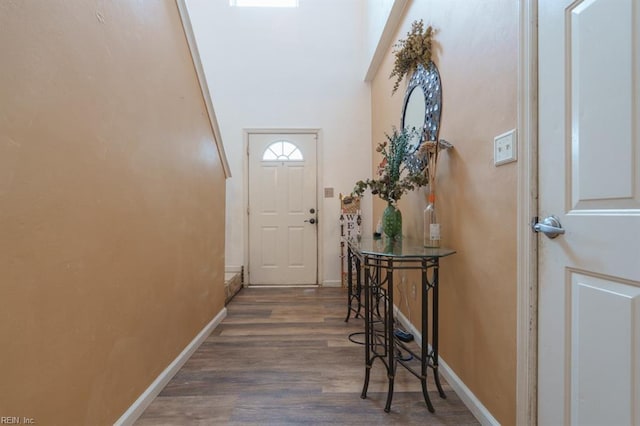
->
135, 287, 479, 425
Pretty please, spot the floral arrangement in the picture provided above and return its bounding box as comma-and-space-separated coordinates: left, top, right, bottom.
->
390, 19, 434, 94
351, 128, 429, 204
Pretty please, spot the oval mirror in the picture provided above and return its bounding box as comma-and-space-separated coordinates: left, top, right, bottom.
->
402, 85, 426, 152
401, 62, 442, 153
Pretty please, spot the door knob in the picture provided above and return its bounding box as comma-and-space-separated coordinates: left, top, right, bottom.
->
532, 215, 565, 239
305, 218, 316, 224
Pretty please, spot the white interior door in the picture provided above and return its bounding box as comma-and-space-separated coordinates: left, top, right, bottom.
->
538, 1, 640, 424
248, 133, 318, 285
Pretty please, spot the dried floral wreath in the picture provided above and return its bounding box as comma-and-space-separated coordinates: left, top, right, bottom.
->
390, 19, 434, 95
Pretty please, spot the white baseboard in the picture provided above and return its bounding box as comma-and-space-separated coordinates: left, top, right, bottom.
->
322, 280, 342, 288
114, 307, 228, 426
225, 265, 243, 274
394, 307, 500, 426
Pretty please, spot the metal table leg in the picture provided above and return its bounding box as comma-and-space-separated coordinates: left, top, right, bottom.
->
360, 257, 372, 399
420, 258, 435, 412
384, 258, 395, 413
432, 260, 446, 398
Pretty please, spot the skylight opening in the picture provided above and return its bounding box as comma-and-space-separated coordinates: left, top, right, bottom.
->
230, 0, 299, 7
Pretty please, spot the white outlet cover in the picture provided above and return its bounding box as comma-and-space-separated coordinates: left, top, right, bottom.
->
494, 129, 517, 166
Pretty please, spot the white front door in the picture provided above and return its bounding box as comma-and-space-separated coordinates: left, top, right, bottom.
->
248, 132, 318, 285
538, 1, 640, 424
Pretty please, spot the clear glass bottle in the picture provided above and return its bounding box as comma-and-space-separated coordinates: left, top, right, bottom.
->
423, 192, 440, 247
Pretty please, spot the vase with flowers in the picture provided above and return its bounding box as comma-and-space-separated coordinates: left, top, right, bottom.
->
352, 128, 429, 240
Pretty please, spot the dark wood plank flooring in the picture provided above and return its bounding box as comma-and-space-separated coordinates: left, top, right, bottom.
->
135, 287, 479, 425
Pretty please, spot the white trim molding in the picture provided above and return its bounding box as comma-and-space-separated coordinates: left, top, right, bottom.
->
364, 0, 409, 82
516, 1, 538, 425
114, 307, 228, 426
176, 0, 232, 178
225, 265, 243, 274
394, 307, 500, 426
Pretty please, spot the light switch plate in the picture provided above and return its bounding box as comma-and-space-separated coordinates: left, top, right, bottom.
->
494, 129, 517, 166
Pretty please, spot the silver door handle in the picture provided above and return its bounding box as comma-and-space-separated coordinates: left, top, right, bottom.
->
532, 216, 565, 239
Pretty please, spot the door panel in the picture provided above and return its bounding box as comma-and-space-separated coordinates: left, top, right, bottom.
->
260, 227, 278, 267
260, 166, 279, 212
287, 227, 304, 266
569, 272, 640, 426
538, 0, 640, 424
568, 0, 638, 209
248, 133, 317, 285
288, 166, 304, 212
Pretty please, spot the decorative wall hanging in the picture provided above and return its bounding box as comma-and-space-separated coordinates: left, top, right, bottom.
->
402, 61, 444, 171
340, 194, 361, 286
390, 19, 434, 95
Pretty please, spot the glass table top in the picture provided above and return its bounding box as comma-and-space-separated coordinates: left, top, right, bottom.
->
346, 236, 456, 258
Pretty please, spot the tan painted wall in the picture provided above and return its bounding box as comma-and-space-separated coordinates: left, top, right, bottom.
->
370, 1, 518, 424
0, 1, 226, 424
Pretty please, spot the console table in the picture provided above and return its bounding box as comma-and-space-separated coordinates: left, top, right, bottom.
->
345, 236, 455, 413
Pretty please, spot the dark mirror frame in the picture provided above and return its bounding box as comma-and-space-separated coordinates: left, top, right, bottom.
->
401, 62, 443, 152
